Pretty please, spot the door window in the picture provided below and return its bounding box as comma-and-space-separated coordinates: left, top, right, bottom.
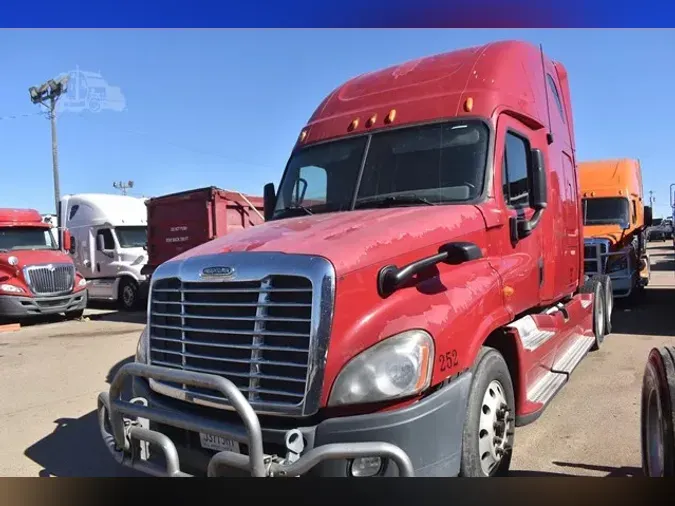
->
96, 229, 115, 250
502, 132, 532, 208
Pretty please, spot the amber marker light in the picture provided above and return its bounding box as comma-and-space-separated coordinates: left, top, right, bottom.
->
298, 129, 307, 142
348, 118, 359, 131
366, 114, 377, 127
464, 97, 474, 112
384, 109, 397, 124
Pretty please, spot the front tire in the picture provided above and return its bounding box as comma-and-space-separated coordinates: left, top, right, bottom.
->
65, 308, 85, 320
459, 347, 515, 477
640, 347, 675, 477
119, 278, 139, 311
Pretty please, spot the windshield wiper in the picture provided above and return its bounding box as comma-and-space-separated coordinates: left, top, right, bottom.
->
274, 205, 314, 218
354, 194, 437, 209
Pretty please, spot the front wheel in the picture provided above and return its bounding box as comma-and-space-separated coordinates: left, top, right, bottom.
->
65, 308, 85, 320
459, 347, 515, 477
640, 347, 675, 477
118, 278, 139, 311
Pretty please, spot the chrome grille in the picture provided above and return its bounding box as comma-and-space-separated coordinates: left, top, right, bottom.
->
24, 263, 75, 296
149, 274, 314, 412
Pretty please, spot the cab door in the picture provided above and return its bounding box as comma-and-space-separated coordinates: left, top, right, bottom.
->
493, 115, 544, 317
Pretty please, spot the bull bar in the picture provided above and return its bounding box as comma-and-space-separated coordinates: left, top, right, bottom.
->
584, 246, 646, 298
98, 362, 415, 477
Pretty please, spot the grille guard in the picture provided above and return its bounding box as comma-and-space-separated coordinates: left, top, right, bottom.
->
98, 362, 415, 477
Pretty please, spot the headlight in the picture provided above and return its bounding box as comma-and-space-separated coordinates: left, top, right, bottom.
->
7, 256, 18, 266
135, 326, 149, 364
607, 256, 629, 273
132, 255, 146, 266
0, 284, 24, 294
78, 278, 88, 287
328, 329, 434, 407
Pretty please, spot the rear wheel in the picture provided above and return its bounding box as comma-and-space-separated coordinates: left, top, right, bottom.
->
600, 276, 613, 335
580, 275, 607, 351
459, 347, 515, 477
641, 347, 675, 477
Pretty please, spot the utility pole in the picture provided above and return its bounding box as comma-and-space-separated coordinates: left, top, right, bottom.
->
28, 76, 69, 215
113, 180, 134, 195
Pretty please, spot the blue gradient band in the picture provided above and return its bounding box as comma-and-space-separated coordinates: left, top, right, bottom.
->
3, 0, 674, 27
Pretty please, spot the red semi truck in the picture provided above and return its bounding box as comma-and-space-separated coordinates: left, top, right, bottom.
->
141, 187, 264, 279
0, 208, 88, 319
99, 40, 612, 477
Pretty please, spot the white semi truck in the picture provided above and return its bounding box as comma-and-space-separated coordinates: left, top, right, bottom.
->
59, 193, 148, 310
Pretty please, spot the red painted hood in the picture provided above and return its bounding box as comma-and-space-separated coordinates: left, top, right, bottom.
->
0, 249, 74, 274
171, 206, 486, 276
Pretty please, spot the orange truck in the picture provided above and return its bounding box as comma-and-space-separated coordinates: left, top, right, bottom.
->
579, 159, 652, 303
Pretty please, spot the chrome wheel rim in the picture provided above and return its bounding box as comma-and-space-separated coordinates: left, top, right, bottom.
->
123, 285, 135, 307
646, 388, 665, 477
596, 293, 605, 338
478, 380, 511, 475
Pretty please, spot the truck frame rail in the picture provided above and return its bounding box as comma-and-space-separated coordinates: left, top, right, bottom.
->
98, 363, 415, 477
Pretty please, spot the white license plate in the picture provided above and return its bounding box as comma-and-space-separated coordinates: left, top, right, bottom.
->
199, 432, 240, 453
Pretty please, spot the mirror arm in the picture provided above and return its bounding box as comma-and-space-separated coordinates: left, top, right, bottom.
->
516, 208, 544, 238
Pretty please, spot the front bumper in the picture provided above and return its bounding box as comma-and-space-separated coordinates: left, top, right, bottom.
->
0, 290, 87, 317
98, 363, 471, 477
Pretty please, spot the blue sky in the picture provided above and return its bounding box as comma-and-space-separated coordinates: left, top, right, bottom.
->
1, 29, 674, 217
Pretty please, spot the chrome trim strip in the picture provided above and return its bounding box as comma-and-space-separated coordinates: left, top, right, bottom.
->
146, 252, 336, 417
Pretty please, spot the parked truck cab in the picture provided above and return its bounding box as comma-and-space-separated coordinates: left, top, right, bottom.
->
0, 208, 88, 319
579, 159, 652, 301
60, 193, 148, 310
99, 40, 611, 478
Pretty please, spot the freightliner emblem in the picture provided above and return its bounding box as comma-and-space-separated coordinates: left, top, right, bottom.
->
200, 266, 236, 279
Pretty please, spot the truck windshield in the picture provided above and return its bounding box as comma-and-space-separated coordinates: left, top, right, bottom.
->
115, 226, 147, 248
582, 197, 630, 226
273, 120, 489, 219
0, 227, 57, 251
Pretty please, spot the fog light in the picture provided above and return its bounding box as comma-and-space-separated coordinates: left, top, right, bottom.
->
349, 457, 383, 477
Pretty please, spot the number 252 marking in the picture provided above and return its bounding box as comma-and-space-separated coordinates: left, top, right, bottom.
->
439, 350, 458, 372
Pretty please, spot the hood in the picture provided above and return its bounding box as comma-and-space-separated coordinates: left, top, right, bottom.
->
0, 249, 74, 273
171, 206, 486, 276
117, 247, 147, 265
583, 224, 627, 246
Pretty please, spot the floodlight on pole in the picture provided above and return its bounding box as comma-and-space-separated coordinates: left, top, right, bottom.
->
27, 74, 70, 223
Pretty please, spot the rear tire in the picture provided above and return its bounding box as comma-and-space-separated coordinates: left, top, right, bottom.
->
600, 276, 613, 335
580, 275, 607, 351
640, 347, 675, 477
459, 347, 515, 477
119, 278, 139, 311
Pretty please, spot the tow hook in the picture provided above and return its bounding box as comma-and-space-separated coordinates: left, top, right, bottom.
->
126, 397, 150, 461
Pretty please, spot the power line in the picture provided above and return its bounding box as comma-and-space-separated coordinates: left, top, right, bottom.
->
0, 111, 45, 121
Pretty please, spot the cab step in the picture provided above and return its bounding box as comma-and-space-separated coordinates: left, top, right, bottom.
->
527, 334, 595, 405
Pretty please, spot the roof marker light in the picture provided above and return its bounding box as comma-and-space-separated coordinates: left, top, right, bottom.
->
464, 97, 474, 112
366, 114, 377, 128
299, 129, 307, 142
348, 118, 359, 132
385, 109, 397, 124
